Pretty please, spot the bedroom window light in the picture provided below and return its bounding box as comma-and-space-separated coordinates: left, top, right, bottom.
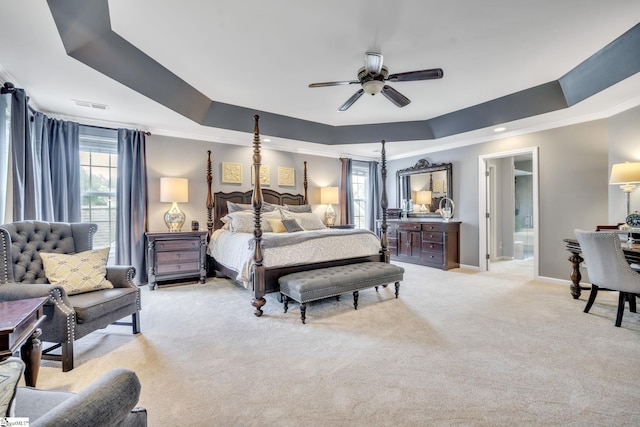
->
79, 126, 118, 261
352, 166, 368, 229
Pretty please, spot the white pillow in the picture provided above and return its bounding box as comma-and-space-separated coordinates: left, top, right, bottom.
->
280, 210, 326, 230
40, 247, 114, 295
223, 211, 282, 233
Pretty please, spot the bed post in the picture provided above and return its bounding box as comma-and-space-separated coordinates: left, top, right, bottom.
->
206, 150, 214, 241
251, 115, 267, 317
380, 140, 389, 263
303, 161, 308, 204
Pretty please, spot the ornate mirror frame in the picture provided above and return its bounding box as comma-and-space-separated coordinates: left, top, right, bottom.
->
396, 159, 453, 218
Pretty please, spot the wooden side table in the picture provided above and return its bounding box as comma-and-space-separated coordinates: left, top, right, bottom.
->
146, 231, 208, 290
0, 297, 47, 387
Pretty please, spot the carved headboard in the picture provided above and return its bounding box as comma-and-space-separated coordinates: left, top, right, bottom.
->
213, 189, 306, 231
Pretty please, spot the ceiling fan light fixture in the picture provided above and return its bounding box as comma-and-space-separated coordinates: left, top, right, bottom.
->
364, 52, 383, 74
362, 80, 384, 95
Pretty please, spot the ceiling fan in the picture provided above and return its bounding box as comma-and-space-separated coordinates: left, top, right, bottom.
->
308, 52, 443, 111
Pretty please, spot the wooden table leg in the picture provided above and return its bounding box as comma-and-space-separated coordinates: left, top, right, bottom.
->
568, 251, 584, 300
21, 328, 42, 387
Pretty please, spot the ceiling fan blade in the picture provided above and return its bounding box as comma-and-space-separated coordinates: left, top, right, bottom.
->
338, 89, 365, 111
364, 52, 383, 74
387, 68, 444, 82
381, 85, 411, 108
309, 80, 359, 88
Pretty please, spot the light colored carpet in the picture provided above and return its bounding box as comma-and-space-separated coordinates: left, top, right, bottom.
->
28, 260, 640, 426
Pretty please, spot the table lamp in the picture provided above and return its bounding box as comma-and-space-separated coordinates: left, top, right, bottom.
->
321, 186, 339, 226
609, 162, 640, 219
415, 190, 432, 213
160, 177, 188, 232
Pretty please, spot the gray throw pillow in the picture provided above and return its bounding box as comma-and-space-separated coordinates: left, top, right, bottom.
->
283, 204, 312, 213
282, 219, 304, 233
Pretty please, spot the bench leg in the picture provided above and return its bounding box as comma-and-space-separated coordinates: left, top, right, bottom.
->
282, 294, 289, 313
395, 281, 400, 298
375, 286, 378, 292
353, 291, 359, 310
300, 303, 307, 324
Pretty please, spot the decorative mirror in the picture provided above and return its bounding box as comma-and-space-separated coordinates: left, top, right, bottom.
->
397, 159, 453, 218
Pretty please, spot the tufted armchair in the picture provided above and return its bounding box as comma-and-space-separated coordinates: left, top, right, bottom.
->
0, 221, 141, 372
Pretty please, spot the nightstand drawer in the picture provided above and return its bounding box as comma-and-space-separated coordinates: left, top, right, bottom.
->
157, 261, 200, 275
422, 252, 444, 265
398, 223, 421, 231
156, 250, 200, 263
422, 223, 445, 232
155, 239, 201, 251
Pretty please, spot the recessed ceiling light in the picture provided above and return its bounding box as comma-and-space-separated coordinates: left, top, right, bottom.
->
263, 138, 271, 142
72, 99, 108, 110
494, 127, 506, 132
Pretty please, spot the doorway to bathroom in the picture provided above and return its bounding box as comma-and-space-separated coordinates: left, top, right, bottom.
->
478, 148, 539, 278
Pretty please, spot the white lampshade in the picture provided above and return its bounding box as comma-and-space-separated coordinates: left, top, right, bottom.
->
320, 187, 339, 205
415, 190, 432, 205
160, 177, 189, 203
609, 162, 640, 184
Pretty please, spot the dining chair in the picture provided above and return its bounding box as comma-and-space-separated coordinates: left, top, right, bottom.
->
574, 229, 640, 327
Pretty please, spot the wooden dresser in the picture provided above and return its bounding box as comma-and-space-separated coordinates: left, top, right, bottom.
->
383, 220, 460, 270
145, 231, 208, 290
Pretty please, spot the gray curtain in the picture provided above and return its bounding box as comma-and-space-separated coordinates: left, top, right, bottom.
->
10, 88, 80, 222
340, 158, 353, 225
116, 129, 148, 285
367, 161, 380, 231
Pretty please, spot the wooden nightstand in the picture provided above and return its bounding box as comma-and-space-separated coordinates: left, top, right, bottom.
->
145, 231, 207, 290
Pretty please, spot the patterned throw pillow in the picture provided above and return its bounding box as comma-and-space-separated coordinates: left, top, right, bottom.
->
39, 247, 114, 295
283, 204, 312, 213
288, 212, 327, 230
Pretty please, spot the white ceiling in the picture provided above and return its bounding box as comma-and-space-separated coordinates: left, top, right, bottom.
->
1, 1, 640, 160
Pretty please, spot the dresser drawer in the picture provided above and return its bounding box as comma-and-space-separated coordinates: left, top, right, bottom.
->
422, 241, 443, 253
422, 252, 444, 265
156, 261, 200, 275
422, 230, 443, 242
422, 223, 445, 232
397, 223, 421, 231
156, 250, 200, 263
155, 239, 201, 251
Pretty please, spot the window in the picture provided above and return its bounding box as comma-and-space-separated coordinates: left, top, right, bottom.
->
351, 164, 369, 229
79, 126, 118, 252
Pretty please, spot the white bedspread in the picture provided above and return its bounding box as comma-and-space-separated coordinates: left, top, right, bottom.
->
208, 228, 382, 287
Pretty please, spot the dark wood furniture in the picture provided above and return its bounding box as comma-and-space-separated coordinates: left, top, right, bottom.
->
205, 116, 389, 317
0, 297, 47, 387
397, 158, 453, 218
563, 237, 640, 299
383, 220, 460, 270
146, 231, 208, 290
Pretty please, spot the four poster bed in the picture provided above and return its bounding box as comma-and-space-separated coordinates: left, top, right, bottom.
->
205, 115, 390, 316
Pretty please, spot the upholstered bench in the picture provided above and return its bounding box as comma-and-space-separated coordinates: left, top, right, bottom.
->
278, 262, 404, 324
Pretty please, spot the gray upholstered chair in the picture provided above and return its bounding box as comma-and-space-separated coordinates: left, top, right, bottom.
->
0, 221, 141, 371
0, 357, 148, 426
574, 229, 640, 326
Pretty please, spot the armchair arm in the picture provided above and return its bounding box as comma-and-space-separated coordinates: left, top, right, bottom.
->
0, 282, 73, 307
106, 265, 137, 289
31, 368, 144, 427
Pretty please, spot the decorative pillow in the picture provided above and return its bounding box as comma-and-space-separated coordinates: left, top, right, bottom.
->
224, 211, 282, 233
290, 212, 327, 230
267, 219, 287, 233
39, 247, 114, 295
282, 218, 304, 233
0, 358, 24, 417
227, 201, 252, 213
227, 201, 278, 213
283, 204, 312, 213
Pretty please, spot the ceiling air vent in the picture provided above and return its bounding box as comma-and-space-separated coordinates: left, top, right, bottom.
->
73, 99, 108, 110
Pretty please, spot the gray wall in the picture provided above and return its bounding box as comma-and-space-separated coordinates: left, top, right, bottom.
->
608, 105, 640, 222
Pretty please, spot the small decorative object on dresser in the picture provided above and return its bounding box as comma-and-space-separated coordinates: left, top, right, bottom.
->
146, 231, 207, 290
